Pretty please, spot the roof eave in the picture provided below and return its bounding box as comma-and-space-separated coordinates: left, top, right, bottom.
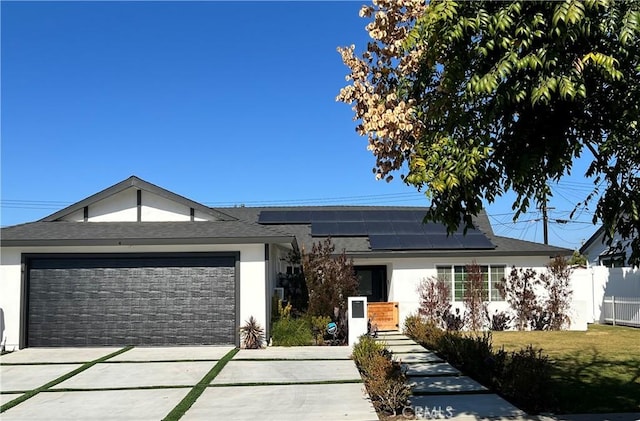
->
1, 236, 296, 248
579, 226, 605, 254
344, 249, 570, 259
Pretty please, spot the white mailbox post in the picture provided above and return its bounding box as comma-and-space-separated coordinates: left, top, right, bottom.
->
348, 296, 368, 347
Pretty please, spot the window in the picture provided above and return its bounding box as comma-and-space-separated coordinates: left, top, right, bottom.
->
490, 266, 505, 301
436, 264, 506, 302
599, 253, 625, 268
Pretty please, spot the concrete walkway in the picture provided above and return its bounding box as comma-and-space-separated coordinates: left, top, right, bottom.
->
376, 331, 527, 420
0, 346, 377, 421
376, 332, 640, 421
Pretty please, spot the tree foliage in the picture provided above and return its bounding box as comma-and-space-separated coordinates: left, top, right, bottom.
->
463, 261, 488, 330
540, 256, 573, 330
416, 276, 451, 329
338, 0, 640, 265
302, 238, 360, 323
498, 266, 541, 330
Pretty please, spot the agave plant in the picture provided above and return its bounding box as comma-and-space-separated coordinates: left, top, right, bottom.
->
240, 316, 264, 349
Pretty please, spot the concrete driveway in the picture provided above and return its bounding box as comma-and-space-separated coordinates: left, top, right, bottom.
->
0, 346, 377, 421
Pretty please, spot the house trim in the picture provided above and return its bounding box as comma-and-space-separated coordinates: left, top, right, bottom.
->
2, 236, 296, 248
344, 250, 564, 259
40, 176, 236, 222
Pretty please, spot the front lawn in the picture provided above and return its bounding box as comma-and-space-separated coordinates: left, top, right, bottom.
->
492, 324, 640, 414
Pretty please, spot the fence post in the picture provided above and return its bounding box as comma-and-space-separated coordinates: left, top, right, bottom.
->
612, 296, 616, 326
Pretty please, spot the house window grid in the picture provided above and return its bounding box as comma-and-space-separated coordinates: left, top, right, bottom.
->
436, 264, 506, 302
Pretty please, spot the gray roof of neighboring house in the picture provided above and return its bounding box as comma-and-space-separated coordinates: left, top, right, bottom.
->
1, 221, 295, 247
217, 206, 570, 257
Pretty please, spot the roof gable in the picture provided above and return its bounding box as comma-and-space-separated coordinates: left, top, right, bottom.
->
40, 176, 236, 223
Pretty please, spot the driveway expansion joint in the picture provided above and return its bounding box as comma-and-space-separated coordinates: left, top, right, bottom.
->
0, 346, 133, 414
161, 347, 239, 421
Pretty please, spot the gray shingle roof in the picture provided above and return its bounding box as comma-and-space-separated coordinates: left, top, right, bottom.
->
218, 206, 570, 257
0, 184, 570, 257
1, 221, 295, 247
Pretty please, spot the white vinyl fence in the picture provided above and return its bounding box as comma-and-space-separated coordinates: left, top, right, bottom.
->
602, 296, 640, 327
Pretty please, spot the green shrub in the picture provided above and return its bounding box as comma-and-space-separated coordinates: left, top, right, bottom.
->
488, 310, 512, 331
308, 315, 331, 345
352, 334, 386, 372
363, 352, 411, 416
403, 313, 445, 350
438, 332, 498, 387
436, 331, 553, 414
271, 318, 313, 346
497, 345, 553, 413
404, 314, 554, 414
352, 335, 410, 416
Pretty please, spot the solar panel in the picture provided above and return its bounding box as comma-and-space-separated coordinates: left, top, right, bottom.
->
310, 210, 338, 222
311, 221, 369, 236
284, 211, 312, 223
369, 235, 402, 250
336, 222, 367, 235
398, 235, 433, 249
365, 221, 394, 235
411, 210, 429, 221
428, 234, 462, 249
261, 207, 494, 250
386, 210, 420, 222
392, 221, 421, 234
361, 210, 393, 221
453, 233, 494, 249
422, 223, 448, 234
333, 210, 365, 222
311, 222, 338, 236
257, 211, 285, 224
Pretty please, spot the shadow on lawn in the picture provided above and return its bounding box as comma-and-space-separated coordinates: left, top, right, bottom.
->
549, 347, 640, 414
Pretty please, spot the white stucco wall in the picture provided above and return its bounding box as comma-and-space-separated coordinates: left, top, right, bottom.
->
353, 255, 570, 331
59, 188, 216, 223
0, 249, 21, 352
0, 243, 268, 350
88, 188, 138, 222
141, 191, 191, 221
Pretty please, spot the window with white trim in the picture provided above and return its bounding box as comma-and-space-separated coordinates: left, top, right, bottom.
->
436, 265, 506, 302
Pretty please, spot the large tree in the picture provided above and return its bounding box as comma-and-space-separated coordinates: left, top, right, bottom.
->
338, 0, 640, 265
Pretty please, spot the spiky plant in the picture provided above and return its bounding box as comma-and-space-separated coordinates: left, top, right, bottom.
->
240, 316, 264, 349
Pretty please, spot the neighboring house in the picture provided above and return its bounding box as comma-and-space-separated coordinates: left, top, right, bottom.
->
580, 226, 636, 268
0, 176, 570, 350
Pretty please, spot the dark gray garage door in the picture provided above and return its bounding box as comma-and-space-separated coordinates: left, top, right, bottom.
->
25, 254, 237, 347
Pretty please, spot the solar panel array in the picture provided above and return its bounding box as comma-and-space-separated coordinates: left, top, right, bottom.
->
258, 210, 495, 250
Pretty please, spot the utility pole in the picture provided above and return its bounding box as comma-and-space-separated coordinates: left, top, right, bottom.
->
542, 201, 549, 245
540, 191, 555, 245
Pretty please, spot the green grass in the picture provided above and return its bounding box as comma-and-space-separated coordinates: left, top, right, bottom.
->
0, 346, 133, 413
492, 324, 640, 414
161, 347, 238, 421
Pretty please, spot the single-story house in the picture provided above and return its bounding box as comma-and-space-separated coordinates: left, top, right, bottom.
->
0, 176, 570, 350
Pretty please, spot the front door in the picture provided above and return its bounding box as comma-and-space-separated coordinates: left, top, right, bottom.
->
354, 266, 387, 302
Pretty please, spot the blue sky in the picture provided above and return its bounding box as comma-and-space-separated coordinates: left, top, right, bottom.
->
1, 1, 599, 249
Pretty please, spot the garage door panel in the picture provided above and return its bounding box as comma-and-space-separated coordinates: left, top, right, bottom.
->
27, 255, 237, 347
